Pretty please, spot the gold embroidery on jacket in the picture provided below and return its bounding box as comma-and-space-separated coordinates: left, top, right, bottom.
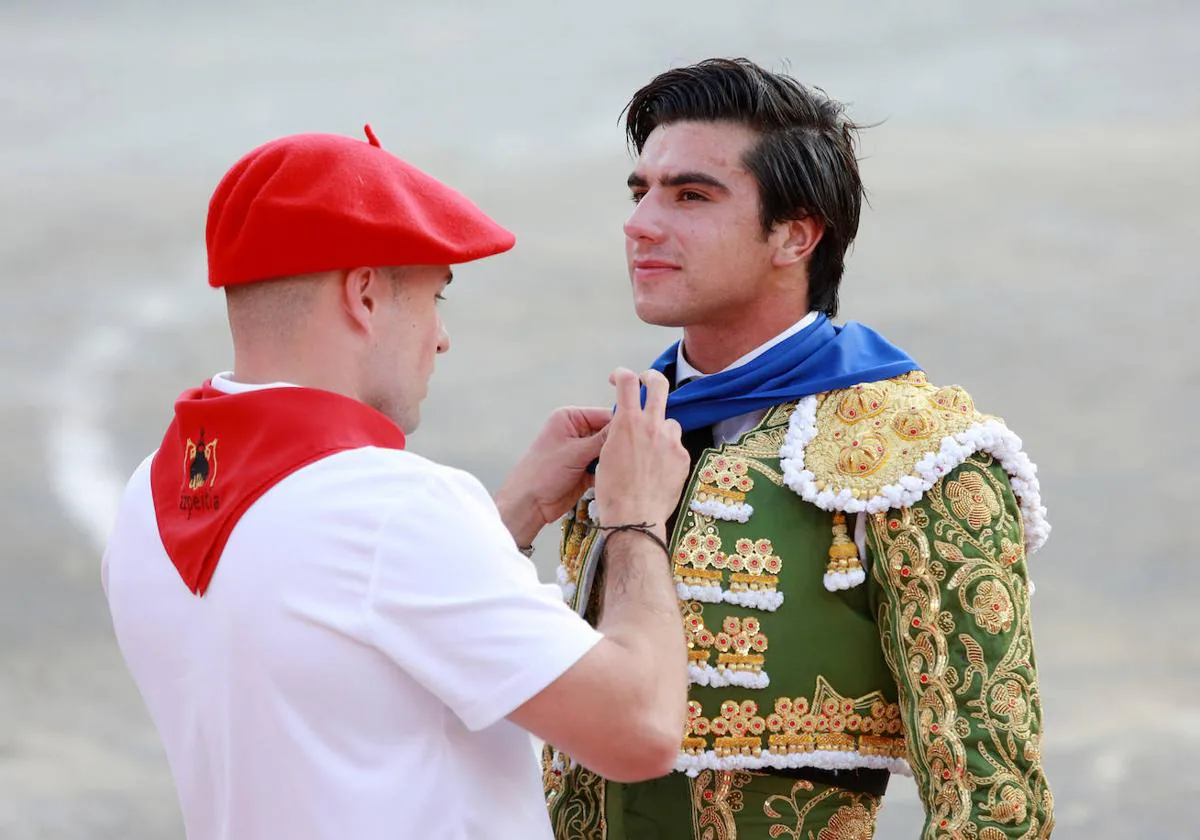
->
805, 372, 986, 501
727, 537, 783, 596
869, 455, 1053, 838
543, 744, 607, 839
683, 603, 770, 677
816, 799, 882, 840
711, 700, 767, 756
764, 781, 881, 839
690, 769, 751, 840
945, 470, 1001, 530
673, 524, 783, 597
697, 455, 756, 503
764, 678, 904, 758
683, 601, 717, 666
674, 523, 727, 588
682, 678, 907, 761
871, 504, 971, 835
715, 615, 768, 672
560, 496, 599, 595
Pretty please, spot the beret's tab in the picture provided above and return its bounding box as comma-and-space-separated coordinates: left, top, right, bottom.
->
205, 129, 516, 287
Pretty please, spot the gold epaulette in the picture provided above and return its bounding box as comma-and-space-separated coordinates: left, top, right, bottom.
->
806, 371, 987, 503
778, 371, 1049, 590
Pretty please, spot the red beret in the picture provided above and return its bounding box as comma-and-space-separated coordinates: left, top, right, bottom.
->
206, 126, 516, 287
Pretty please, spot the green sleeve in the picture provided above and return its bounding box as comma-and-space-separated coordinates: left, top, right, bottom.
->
866, 454, 1054, 839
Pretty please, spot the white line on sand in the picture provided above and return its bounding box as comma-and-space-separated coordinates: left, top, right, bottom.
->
47, 282, 200, 556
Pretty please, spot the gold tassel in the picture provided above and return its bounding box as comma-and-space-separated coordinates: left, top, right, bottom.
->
824, 512, 866, 590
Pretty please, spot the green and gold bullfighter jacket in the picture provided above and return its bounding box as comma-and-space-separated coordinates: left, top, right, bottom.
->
543, 372, 1054, 839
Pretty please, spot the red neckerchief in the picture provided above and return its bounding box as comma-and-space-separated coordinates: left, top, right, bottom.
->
149, 381, 406, 596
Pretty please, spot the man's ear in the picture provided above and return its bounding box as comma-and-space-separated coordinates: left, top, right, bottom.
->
340, 266, 387, 334
770, 216, 824, 269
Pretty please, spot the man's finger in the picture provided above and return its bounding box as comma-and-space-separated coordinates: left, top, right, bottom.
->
567, 406, 615, 435
610, 367, 640, 415
575, 423, 610, 459
641, 369, 670, 418
663, 418, 683, 441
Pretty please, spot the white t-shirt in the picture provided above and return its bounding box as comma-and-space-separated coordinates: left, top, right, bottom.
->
102, 381, 602, 840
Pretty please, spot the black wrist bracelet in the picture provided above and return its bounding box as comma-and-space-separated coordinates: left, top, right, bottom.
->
595, 522, 671, 562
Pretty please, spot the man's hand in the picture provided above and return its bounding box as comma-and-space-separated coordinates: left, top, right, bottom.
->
494, 406, 612, 549
593, 368, 690, 536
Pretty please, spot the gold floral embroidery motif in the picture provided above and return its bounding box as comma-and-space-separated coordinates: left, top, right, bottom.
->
763, 779, 818, 839
764, 782, 881, 840
716, 615, 768, 672
969, 580, 1014, 635
988, 681, 1032, 737
690, 769, 751, 840
835, 433, 889, 478
683, 679, 907, 761
836, 382, 890, 423
697, 455, 755, 503
543, 746, 607, 839
764, 679, 904, 758
674, 524, 783, 596
684, 603, 769, 671
806, 372, 988, 499
945, 471, 1001, 530
985, 783, 1029, 825
685, 699, 768, 757
718, 408, 792, 475
711, 700, 768, 756
869, 455, 1053, 838
870, 505, 971, 835
683, 700, 709, 754
998, 538, 1023, 567
727, 537, 782, 595
683, 601, 718, 666
674, 524, 726, 587
817, 801, 881, 840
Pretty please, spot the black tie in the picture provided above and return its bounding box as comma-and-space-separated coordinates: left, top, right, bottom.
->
667, 370, 713, 537
680, 423, 713, 465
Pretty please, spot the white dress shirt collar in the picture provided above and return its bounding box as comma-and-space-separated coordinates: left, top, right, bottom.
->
675, 311, 820, 385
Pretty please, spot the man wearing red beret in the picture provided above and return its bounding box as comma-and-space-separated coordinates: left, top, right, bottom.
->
101, 126, 692, 839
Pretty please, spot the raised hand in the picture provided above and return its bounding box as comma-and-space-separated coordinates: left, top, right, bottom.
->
592, 368, 690, 534
494, 405, 612, 549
